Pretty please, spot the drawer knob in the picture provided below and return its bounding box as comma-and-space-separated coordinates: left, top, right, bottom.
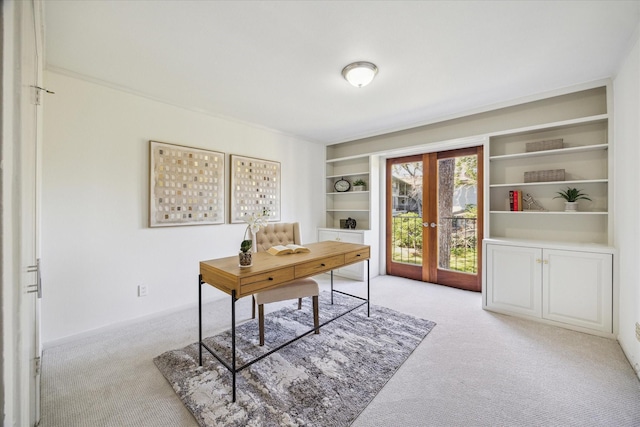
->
356, 254, 361, 257
321, 263, 326, 267
268, 277, 274, 281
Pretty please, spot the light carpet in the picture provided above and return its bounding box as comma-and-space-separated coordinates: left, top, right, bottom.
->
154, 292, 436, 427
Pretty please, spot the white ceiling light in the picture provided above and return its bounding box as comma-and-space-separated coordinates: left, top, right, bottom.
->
342, 61, 378, 88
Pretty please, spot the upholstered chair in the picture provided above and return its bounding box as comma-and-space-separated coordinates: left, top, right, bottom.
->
251, 222, 320, 346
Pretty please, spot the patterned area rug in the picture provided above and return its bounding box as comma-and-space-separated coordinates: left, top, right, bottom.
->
154, 292, 436, 427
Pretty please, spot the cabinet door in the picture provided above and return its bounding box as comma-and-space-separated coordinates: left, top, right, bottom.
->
542, 250, 612, 332
485, 244, 542, 317
318, 229, 339, 242
336, 231, 363, 244
335, 231, 365, 279
317, 229, 366, 280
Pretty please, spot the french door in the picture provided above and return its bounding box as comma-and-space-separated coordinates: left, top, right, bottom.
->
386, 146, 483, 291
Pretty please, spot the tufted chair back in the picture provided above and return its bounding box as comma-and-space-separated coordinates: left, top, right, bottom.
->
254, 222, 301, 252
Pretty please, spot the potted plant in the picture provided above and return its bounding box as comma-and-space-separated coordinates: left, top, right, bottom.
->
553, 187, 591, 212
239, 211, 268, 267
352, 179, 367, 192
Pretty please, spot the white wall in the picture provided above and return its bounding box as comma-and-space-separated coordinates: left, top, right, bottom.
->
613, 26, 640, 378
41, 71, 325, 345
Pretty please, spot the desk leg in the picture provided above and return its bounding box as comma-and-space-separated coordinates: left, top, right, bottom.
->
367, 259, 370, 317
231, 289, 237, 403
330, 270, 334, 305
198, 274, 203, 366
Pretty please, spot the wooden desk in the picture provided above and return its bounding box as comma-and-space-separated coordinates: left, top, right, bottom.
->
198, 241, 371, 402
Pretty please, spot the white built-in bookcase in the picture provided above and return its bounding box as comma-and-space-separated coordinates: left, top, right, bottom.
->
324, 155, 372, 230
487, 113, 611, 246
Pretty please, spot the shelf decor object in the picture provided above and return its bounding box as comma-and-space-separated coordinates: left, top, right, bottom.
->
522, 193, 547, 211
526, 138, 563, 152
149, 141, 225, 227
352, 179, 367, 191
524, 169, 565, 183
334, 178, 351, 192
553, 187, 592, 212
230, 155, 281, 223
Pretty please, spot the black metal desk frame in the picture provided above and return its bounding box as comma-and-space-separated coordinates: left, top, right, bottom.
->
198, 260, 370, 402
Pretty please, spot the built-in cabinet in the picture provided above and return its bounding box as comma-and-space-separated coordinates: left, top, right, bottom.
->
321, 153, 379, 281
488, 114, 610, 245
485, 240, 613, 336
325, 155, 372, 230
483, 84, 615, 337
317, 228, 370, 280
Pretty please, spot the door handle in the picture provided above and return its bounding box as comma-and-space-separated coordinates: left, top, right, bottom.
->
26, 259, 42, 298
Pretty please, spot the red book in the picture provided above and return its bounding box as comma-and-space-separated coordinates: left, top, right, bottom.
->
513, 190, 519, 212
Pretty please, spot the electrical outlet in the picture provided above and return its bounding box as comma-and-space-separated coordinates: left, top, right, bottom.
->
636, 322, 640, 342
138, 285, 148, 297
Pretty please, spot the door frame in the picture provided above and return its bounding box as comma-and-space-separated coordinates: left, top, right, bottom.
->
1, 1, 44, 425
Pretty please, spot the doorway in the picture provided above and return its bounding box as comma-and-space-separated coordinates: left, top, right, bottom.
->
386, 146, 483, 291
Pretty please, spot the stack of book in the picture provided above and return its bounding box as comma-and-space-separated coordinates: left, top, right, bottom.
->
509, 190, 523, 211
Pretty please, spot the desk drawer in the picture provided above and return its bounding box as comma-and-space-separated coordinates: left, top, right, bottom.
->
345, 247, 370, 265
295, 254, 344, 278
240, 267, 295, 294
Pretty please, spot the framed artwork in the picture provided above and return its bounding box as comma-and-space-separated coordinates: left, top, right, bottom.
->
230, 154, 281, 223
149, 141, 225, 227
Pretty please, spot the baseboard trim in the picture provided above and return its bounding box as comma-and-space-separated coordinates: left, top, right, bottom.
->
43, 294, 226, 350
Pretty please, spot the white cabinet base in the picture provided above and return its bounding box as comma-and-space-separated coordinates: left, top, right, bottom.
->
484, 239, 614, 337
318, 228, 369, 280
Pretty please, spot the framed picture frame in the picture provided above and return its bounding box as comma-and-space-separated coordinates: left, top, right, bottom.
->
230, 154, 281, 223
149, 141, 225, 227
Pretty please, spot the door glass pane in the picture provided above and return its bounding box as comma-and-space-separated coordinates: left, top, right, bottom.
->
437, 155, 478, 274
391, 161, 423, 265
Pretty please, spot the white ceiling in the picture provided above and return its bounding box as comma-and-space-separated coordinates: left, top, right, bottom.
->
43, 1, 639, 145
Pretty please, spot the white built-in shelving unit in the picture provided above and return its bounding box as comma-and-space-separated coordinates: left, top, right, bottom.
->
483, 85, 615, 337
487, 114, 611, 245
324, 155, 372, 230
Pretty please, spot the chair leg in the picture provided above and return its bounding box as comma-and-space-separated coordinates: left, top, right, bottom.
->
313, 295, 319, 334
259, 304, 265, 346
298, 297, 302, 310
252, 295, 256, 319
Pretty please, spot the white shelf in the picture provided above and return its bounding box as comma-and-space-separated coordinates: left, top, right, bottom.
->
490, 179, 608, 188
326, 209, 370, 212
326, 172, 369, 179
489, 144, 608, 161
490, 210, 608, 215
488, 114, 608, 138
326, 191, 370, 195
320, 227, 371, 232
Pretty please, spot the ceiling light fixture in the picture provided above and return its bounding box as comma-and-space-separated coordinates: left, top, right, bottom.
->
342, 61, 378, 88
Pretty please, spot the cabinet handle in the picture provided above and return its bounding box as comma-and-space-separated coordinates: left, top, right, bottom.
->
268, 277, 273, 281
536, 259, 542, 264
544, 259, 549, 265
321, 263, 326, 267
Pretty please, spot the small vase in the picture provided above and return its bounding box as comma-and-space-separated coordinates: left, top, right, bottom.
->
239, 251, 252, 267
564, 202, 578, 212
